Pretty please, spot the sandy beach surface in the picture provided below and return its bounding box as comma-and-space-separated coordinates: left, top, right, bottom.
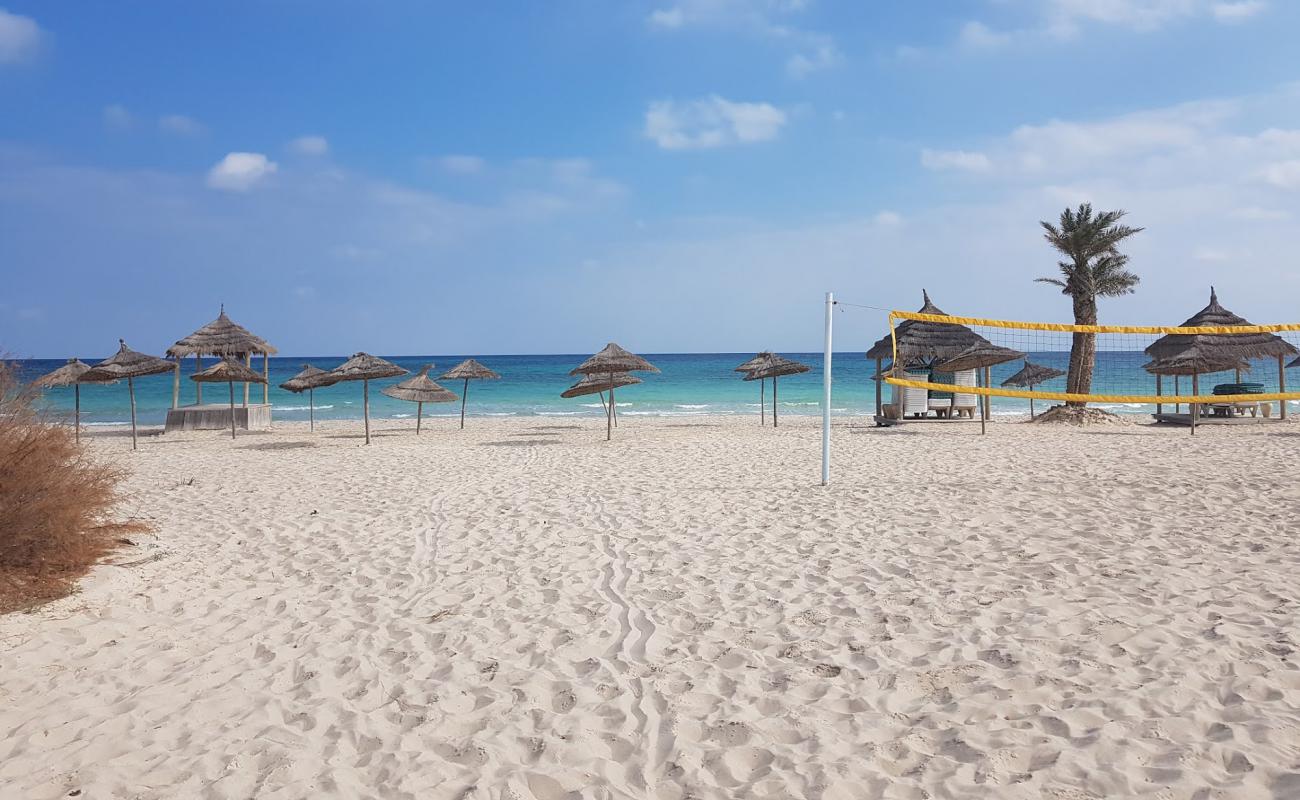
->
3, 414, 1300, 799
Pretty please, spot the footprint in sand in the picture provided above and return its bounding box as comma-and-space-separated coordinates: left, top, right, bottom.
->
551, 689, 576, 713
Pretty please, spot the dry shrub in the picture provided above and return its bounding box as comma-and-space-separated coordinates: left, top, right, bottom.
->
0, 361, 145, 613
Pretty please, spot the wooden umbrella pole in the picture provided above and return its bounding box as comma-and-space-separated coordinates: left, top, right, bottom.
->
195, 354, 203, 404
773, 375, 778, 428
363, 379, 371, 445
244, 353, 251, 407
598, 390, 607, 416
761, 378, 765, 426
1280, 355, 1288, 420
1155, 374, 1162, 416
613, 396, 619, 427
128, 376, 138, 451
228, 381, 236, 439
606, 371, 614, 441
460, 378, 468, 429
417, 401, 423, 434
1174, 375, 1180, 413
1191, 372, 1198, 436
309, 388, 315, 432
979, 368, 986, 436
263, 352, 270, 404
1029, 385, 1035, 420
75, 383, 81, 444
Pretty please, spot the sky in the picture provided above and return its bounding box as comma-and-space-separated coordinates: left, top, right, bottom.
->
2, 0, 1299, 358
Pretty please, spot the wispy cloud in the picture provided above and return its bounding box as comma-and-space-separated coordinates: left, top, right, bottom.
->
645, 96, 787, 150
0, 8, 41, 64
436, 154, 485, 174
206, 152, 278, 191
647, 0, 839, 79
159, 114, 205, 136
103, 104, 134, 131
288, 135, 329, 156
920, 148, 992, 172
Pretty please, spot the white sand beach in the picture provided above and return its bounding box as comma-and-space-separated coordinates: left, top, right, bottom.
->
3, 416, 1300, 799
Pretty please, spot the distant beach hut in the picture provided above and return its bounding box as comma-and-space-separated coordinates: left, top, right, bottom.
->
866, 290, 994, 422
1145, 287, 1297, 423
735, 352, 773, 425
1001, 360, 1066, 419
166, 306, 277, 409
936, 343, 1025, 433
279, 364, 338, 432
440, 359, 501, 429
33, 358, 115, 443
570, 343, 659, 440
326, 353, 408, 445
80, 340, 176, 450
741, 354, 810, 428
190, 359, 269, 440
562, 372, 642, 426
382, 365, 458, 434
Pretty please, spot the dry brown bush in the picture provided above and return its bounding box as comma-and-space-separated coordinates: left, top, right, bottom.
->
0, 361, 145, 613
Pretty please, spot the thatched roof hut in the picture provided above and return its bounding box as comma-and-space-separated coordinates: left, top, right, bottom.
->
1143, 349, 1248, 376
440, 359, 501, 430
81, 340, 175, 450
279, 363, 336, 432
1145, 288, 1296, 362
167, 307, 277, 358
381, 365, 457, 435
865, 290, 992, 365
326, 353, 408, 445
571, 344, 657, 440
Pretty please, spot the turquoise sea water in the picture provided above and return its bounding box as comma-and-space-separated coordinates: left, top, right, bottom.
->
14, 352, 1299, 426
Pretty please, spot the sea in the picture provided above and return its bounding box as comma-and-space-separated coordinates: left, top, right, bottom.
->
13, 352, 1297, 426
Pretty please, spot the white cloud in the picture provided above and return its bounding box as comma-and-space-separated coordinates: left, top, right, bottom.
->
103, 104, 134, 131
1213, 1, 1267, 21
645, 96, 787, 150
206, 152, 278, 191
1260, 160, 1300, 189
648, 7, 685, 28
437, 154, 485, 174
159, 114, 204, 136
0, 8, 41, 64
873, 210, 904, 227
647, 1, 836, 80
958, 21, 1013, 49
786, 42, 841, 78
920, 148, 992, 172
289, 135, 329, 156
1230, 206, 1289, 220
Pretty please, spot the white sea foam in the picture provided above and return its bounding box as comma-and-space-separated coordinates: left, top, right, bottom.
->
276, 405, 334, 411
675, 404, 709, 409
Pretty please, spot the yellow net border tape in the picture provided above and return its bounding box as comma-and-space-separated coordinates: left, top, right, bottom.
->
889, 310, 1300, 335
883, 376, 1296, 406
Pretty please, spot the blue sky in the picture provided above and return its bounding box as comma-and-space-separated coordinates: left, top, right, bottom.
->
2, 1, 1299, 357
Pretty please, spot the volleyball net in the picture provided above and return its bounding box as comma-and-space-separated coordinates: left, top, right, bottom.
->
879, 310, 1300, 411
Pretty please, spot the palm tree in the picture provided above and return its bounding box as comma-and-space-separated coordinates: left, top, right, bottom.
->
1036, 203, 1142, 406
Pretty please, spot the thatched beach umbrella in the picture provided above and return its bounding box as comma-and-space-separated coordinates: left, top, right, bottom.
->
866, 290, 994, 419
326, 353, 408, 445
1146, 288, 1297, 420
1001, 360, 1066, 419
167, 306, 277, 408
440, 359, 501, 430
80, 340, 175, 450
33, 358, 115, 443
742, 354, 810, 428
570, 343, 659, 440
190, 359, 268, 439
382, 365, 458, 434
736, 352, 773, 426
562, 372, 642, 426
936, 343, 1025, 433
279, 364, 338, 432
1145, 347, 1251, 432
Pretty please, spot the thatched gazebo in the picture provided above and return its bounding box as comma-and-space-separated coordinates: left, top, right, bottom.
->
562, 372, 642, 426
1001, 360, 1066, 419
190, 359, 268, 440
382, 365, 458, 434
741, 354, 810, 428
936, 343, 1025, 434
1145, 288, 1297, 421
735, 352, 773, 426
279, 364, 338, 432
81, 340, 175, 450
1144, 348, 1251, 432
33, 358, 116, 443
167, 307, 277, 409
570, 343, 658, 440
440, 359, 501, 429
326, 353, 408, 445
866, 290, 994, 421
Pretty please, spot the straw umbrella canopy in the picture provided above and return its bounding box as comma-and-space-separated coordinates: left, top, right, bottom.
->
1289, 355, 1300, 369
866, 290, 994, 420
1001, 360, 1066, 420
326, 353, 408, 445
190, 359, 268, 439
279, 364, 338, 432
1145, 348, 1252, 432
33, 358, 115, 443
742, 354, 810, 428
736, 352, 773, 426
81, 340, 175, 450
570, 344, 659, 440
440, 359, 501, 430
382, 365, 458, 435
562, 372, 642, 425
167, 306, 278, 408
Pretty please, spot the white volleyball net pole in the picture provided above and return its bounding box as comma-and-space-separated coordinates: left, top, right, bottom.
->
822, 291, 833, 486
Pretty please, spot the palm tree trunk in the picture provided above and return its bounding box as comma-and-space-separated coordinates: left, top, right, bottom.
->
1066, 295, 1098, 407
